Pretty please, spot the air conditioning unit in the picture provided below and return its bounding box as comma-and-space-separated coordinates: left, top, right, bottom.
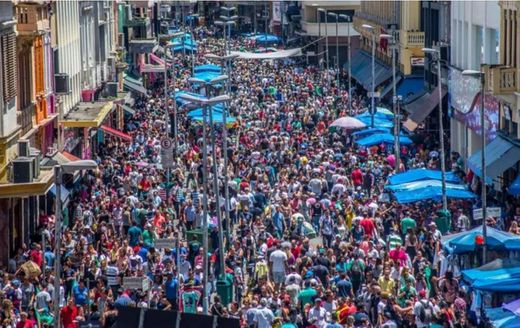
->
18, 140, 30, 157
13, 157, 33, 183
29, 148, 41, 178
105, 82, 118, 97
55, 73, 71, 94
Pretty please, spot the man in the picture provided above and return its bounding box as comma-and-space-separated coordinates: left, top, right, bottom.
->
298, 281, 317, 311
400, 215, 416, 236
307, 298, 327, 328
35, 282, 52, 313
378, 269, 395, 296
164, 272, 178, 309
72, 279, 88, 307
413, 290, 435, 328
60, 298, 79, 328
336, 272, 353, 298
254, 298, 275, 328
16, 312, 36, 328
456, 209, 470, 232
269, 243, 287, 291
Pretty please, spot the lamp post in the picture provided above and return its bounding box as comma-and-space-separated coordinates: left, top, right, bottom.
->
318, 8, 330, 89
424, 47, 448, 212
462, 69, 487, 263
188, 13, 199, 76
381, 33, 398, 171
328, 12, 340, 89
339, 14, 352, 114
165, 35, 183, 149
53, 160, 98, 328
179, 93, 231, 313
215, 18, 237, 56
362, 24, 375, 127
205, 53, 239, 243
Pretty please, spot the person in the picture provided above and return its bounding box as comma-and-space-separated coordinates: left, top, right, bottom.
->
413, 290, 435, 328
269, 243, 288, 291
336, 272, 353, 298
15, 312, 35, 328
307, 298, 327, 328
61, 298, 80, 328
254, 298, 275, 328
164, 272, 178, 309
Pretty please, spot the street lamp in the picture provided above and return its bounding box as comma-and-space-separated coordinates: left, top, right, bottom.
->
362, 23, 375, 127
339, 14, 352, 114
205, 54, 238, 244
328, 12, 340, 89
381, 33, 399, 171
462, 68, 487, 263
53, 160, 98, 328
165, 37, 183, 153
423, 47, 448, 213
179, 93, 231, 314
214, 19, 237, 56
318, 8, 330, 89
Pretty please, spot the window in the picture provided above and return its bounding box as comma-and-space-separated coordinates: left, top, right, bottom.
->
1, 32, 17, 104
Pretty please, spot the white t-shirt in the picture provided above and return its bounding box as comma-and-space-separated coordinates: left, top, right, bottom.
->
269, 249, 287, 273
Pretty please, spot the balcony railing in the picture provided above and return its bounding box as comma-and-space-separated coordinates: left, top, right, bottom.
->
399, 30, 424, 47
482, 64, 518, 94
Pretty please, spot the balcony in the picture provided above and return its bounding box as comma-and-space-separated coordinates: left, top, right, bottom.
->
482, 64, 518, 95
399, 30, 424, 48
128, 37, 157, 53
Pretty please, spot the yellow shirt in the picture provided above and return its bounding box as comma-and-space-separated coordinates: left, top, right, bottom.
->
378, 276, 396, 295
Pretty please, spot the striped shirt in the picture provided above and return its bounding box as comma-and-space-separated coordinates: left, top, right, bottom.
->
106, 265, 119, 286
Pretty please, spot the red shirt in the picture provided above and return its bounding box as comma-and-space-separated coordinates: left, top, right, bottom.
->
351, 169, 363, 186
360, 218, 375, 238
16, 319, 36, 328
61, 305, 79, 328
30, 250, 42, 267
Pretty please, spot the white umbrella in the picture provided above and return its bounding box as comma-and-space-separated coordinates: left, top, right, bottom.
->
330, 116, 366, 130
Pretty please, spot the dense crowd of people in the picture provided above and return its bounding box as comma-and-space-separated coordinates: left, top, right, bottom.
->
2, 26, 518, 328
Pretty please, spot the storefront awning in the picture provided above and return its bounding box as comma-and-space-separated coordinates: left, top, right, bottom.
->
467, 135, 520, 183
60, 101, 114, 128
49, 184, 70, 205
0, 168, 54, 198
100, 125, 132, 142
379, 75, 403, 98
140, 63, 166, 73
397, 76, 424, 101
123, 74, 147, 95
402, 86, 446, 131
122, 104, 135, 115
345, 51, 392, 90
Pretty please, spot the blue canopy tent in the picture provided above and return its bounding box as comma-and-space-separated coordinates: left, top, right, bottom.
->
485, 307, 520, 328
250, 34, 281, 43
187, 105, 225, 118
462, 259, 520, 283
385, 179, 469, 192
352, 127, 390, 138
355, 115, 394, 129
191, 113, 237, 125
355, 133, 412, 147
193, 71, 222, 82
194, 64, 222, 73
388, 169, 462, 185
393, 186, 476, 204
509, 174, 520, 196
356, 110, 393, 121
441, 226, 520, 255
172, 44, 197, 52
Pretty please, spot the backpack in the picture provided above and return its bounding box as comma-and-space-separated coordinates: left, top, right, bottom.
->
419, 300, 434, 323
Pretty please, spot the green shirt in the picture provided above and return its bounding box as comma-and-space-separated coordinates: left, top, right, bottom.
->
298, 287, 317, 309
388, 234, 403, 249
400, 217, 417, 235
143, 230, 155, 247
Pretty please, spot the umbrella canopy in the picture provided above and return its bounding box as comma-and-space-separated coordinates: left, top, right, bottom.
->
352, 127, 390, 138
355, 133, 413, 147
375, 107, 394, 117
385, 179, 469, 192
442, 226, 520, 254
355, 115, 394, 128
388, 169, 461, 185
193, 71, 223, 83
509, 173, 520, 196
330, 116, 366, 129
187, 105, 225, 118
194, 64, 222, 73
191, 113, 237, 124
249, 34, 281, 43
485, 307, 520, 328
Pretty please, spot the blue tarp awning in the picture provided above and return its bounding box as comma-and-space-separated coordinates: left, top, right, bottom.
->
194, 64, 222, 73
388, 169, 461, 185
441, 226, 520, 255
355, 133, 412, 147
462, 259, 520, 292
49, 184, 70, 205
187, 105, 225, 117
352, 127, 390, 138
380, 75, 403, 99
509, 173, 520, 196
191, 113, 237, 124
397, 76, 424, 100
355, 115, 394, 129
393, 186, 476, 203
485, 307, 520, 328
346, 51, 392, 90
249, 34, 281, 43
467, 135, 520, 183
385, 179, 469, 192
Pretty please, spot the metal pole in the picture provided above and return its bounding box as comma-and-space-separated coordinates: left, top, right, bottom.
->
172, 52, 178, 147
201, 104, 209, 314
325, 10, 330, 89
480, 75, 487, 263
437, 53, 447, 211
371, 33, 375, 128
175, 231, 181, 310
318, 11, 321, 67
335, 17, 339, 89
53, 165, 62, 328
391, 36, 399, 172
347, 18, 352, 115
190, 19, 194, 76
208, 101, 225, 280
223, 59, 232, 245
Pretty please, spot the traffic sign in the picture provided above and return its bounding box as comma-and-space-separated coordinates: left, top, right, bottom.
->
161, 137, 173, 150
473, 207, 501, 221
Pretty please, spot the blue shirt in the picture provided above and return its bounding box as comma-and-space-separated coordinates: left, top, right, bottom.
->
128, 226, 142, 247
164, 278, 178, 300
73, 285, 88, 306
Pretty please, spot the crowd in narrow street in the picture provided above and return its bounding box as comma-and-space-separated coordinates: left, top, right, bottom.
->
2, 26, 519, 328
